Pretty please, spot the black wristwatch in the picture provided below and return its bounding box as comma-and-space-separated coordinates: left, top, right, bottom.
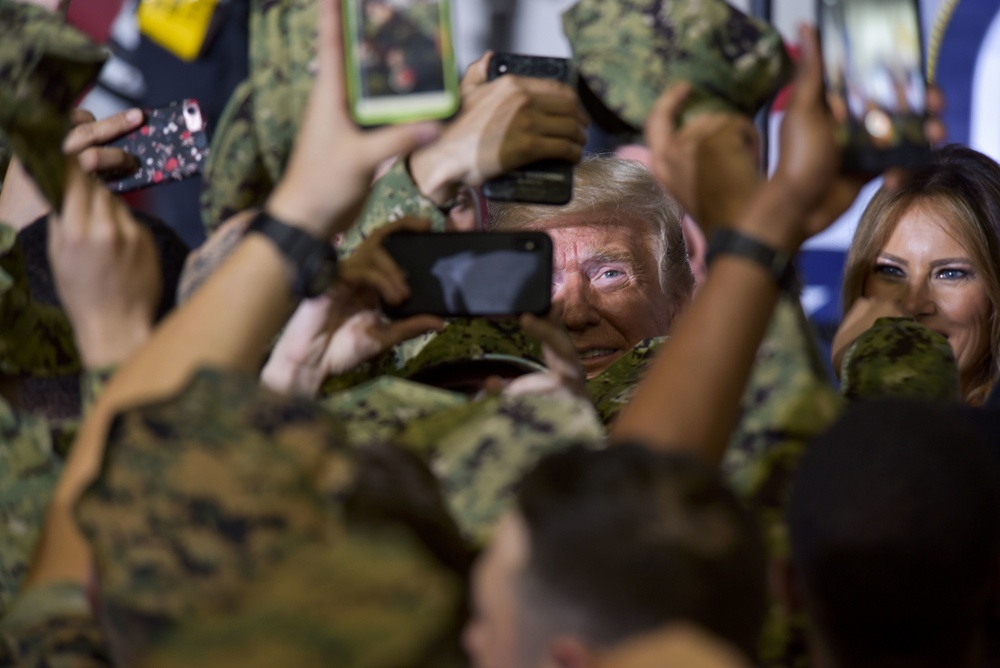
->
246, 210, 339, 298
706, 229, 797, 292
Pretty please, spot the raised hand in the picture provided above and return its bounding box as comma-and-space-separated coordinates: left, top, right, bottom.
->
408, 51, 588, 206
48, 157, 161, 369
264, 0, 442, 240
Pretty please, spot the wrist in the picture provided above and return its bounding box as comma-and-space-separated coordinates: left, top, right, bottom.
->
265, 182, 333, 240
735, 182, 810, 253
74, 317, 151, 369
408, 147, 463, 207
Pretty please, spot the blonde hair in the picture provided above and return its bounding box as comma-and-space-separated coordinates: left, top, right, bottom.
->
487, 156, 694, 321
841, 145, 1000, 403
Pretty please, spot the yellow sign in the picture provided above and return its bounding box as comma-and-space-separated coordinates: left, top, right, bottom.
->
137, 0, 219, 62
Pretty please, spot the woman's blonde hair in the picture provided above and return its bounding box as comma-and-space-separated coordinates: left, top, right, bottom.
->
841, 145, 1000, 403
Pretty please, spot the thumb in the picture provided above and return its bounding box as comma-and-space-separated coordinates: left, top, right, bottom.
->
790, 25, 824, 111
462, 51, 493, 91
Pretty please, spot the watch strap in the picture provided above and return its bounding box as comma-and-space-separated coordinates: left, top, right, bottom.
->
706, 228, 797, 291
246, 211, 338, 298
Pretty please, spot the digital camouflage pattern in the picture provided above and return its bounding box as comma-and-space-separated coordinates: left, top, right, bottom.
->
330, 386, 604, 544
0, 582, 108, 667
0, 223, 80, 377
840, 317, 961, 402
0, 395, 70, 618
74, 369, 354, 659
563, 0, 793, 138
0, 0, 107, 210
142, 529, 464, 668
0, 366, 112, 618
721, 295, 842, 668
589, 337, 664, 425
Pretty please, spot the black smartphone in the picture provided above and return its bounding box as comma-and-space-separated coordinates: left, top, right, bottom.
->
103, 99, 210, 193
482, 53, 575, 205
818, 0, 931, 173
341, 0, 460, 126
381, 231, 553, 318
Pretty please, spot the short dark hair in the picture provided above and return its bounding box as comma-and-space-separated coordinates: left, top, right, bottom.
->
514, 443, 767, 657
788, 399, 1000, 667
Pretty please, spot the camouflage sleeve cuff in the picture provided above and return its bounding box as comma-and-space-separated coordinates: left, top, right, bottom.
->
81, 366, 117, 415
0, 582, 108, 667
337, 159, 449, 257
0, 222, 81, 377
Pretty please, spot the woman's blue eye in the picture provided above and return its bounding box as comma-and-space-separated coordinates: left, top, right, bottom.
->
937, 268, 970, 280
873, 264, 904, 277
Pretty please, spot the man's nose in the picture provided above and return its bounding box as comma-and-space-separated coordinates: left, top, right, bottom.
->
553, 273, 601, 331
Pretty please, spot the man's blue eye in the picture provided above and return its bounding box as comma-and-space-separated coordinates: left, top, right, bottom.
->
602, 270, 623, 279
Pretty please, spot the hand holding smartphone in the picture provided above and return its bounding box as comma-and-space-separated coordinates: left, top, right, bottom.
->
103, 99, 210, 193
818, 0, 931, 173
381, 231, 553, 318
481, 53, 576, 205
341, 0, 460, 126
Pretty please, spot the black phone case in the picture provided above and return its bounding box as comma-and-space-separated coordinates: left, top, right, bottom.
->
382, 231, 553, 318
104, 99, 210, 193
482, 54, 574, 205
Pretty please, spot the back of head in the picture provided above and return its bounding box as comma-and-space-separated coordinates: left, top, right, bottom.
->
788, 399, 1000, 667
515, 444, 767, 658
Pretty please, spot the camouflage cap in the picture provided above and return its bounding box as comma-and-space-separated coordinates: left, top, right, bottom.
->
840, 317, 961, 402
392, 318, 546, 386
74, 368, 354, 659
141, 528, 464, 668
588, 337, 665, 426
0, 0, 108, 210
563, 0, 793, 139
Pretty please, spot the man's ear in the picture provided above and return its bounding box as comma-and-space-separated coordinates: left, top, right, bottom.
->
769, 556, 805, 614
547, 634, 594, 668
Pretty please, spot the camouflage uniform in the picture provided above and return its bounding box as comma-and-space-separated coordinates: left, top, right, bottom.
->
142, 529, 463, 668
323, 319, 605, 543
563, 0, 794, 139
0, 1, 108, 211
74, 369, 354, 659
0, 582, 108, 667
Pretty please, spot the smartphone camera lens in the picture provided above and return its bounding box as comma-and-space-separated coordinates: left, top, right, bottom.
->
523, 240, 536, 251
498, 63, 508, 74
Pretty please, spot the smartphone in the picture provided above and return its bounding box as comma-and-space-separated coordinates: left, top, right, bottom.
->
381, 231, 553, 318
103, 99, 210, 193
342, 0, 460, 126
482, 54, 575, 205
818, 0, 931, 173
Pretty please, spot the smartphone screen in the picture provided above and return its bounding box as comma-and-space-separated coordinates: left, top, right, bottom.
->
819, 0, 929, 172
343, 0, 459, 125
382, 232, 553, 318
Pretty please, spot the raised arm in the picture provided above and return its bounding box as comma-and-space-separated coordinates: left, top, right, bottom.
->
611, 26, 861, 463
26, 0, 440, 589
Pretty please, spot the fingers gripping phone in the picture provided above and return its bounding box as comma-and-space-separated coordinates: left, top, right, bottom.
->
103, 99, 210, 193
482, 54, 576, 205
342, 0, 460, 126
818, 0, 931, 173
381, 231, 553, 318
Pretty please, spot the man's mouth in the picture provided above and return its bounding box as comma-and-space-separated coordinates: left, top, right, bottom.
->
578, 348, 618, 360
